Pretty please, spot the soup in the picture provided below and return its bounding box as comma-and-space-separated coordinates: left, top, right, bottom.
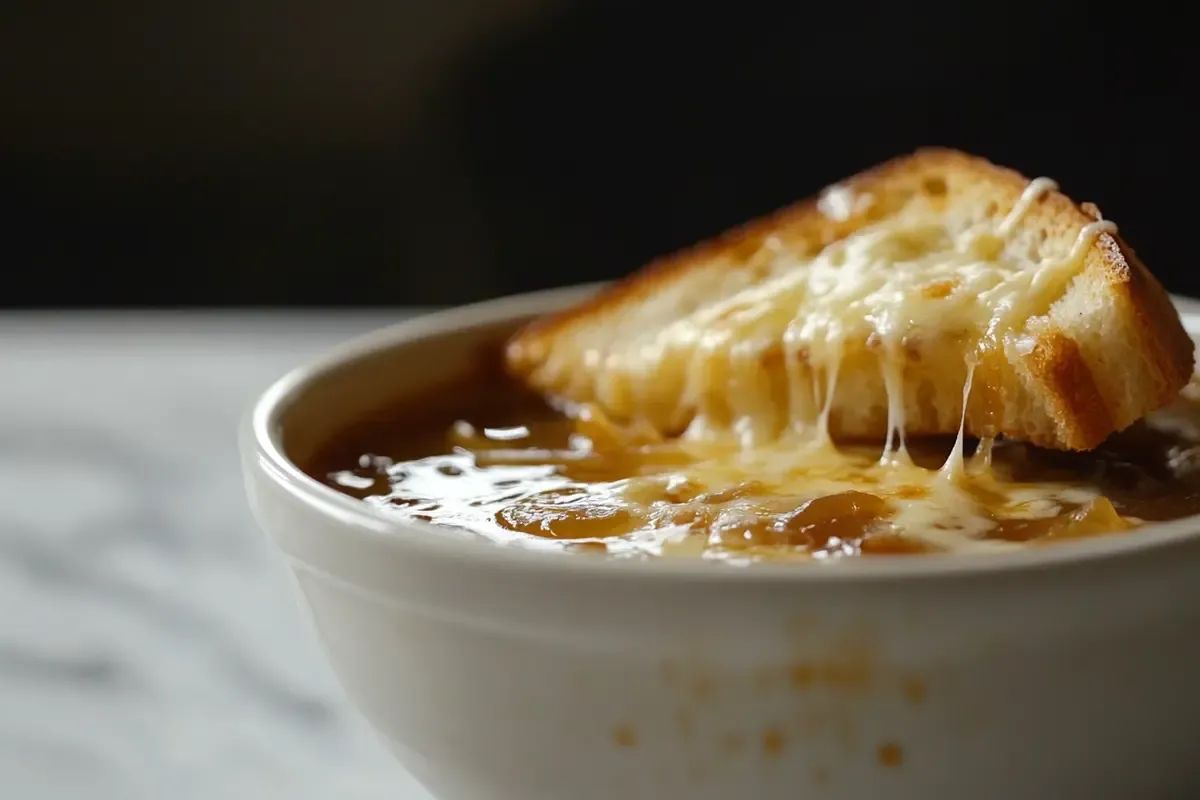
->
302, 361, 1200, 563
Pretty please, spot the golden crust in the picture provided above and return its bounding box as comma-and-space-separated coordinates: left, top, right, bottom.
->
506, 148, 1194, 451
1026, 332, 1114, 449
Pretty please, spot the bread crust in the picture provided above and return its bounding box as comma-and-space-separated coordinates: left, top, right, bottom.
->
507, 148, 1194, 450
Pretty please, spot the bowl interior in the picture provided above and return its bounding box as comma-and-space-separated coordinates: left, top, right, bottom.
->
278, 315, 525, 470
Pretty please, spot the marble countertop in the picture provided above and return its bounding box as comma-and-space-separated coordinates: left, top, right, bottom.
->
0, 312, 433, 800
5, 300, 1200, 799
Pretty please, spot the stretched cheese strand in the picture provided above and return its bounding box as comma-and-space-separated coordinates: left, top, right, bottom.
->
941, 360, 977, 481
879, 339, 911, 467
971, 435, 996, 471
815, 335, 843, 446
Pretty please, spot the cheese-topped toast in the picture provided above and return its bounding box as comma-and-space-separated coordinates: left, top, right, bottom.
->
506, 149, 1194, 451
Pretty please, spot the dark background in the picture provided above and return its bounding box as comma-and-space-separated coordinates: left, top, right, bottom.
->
1, 1, 1192, 308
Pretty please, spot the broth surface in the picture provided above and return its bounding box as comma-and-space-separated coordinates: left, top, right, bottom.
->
304, 375, 1200, 562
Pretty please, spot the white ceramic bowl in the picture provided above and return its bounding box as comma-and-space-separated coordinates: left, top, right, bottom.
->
242, 286, 1200, 800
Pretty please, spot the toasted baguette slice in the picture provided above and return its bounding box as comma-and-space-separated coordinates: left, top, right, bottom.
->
506, 148, 1194, 451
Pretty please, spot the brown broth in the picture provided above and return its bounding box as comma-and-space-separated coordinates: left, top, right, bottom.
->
301, 374, 1200, 562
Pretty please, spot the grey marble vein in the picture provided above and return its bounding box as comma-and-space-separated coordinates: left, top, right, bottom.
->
0, 312, 432, 800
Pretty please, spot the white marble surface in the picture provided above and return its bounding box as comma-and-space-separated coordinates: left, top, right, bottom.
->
0, 312, 433, 800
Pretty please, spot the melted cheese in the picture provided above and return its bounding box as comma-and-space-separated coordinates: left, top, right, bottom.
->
586, 176, 1121, 554
603, 435, 1105, 557
605, 177, 1118, 450
941, 360, 977, 480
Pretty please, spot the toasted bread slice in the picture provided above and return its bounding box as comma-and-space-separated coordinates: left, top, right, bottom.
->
506, 149, 1194, 451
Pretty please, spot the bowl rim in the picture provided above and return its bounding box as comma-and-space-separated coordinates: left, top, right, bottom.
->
245, 283, 1200, 584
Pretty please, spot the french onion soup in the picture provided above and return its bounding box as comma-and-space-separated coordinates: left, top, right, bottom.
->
307, 150, 1200, 562
305, 362, 1200, 563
